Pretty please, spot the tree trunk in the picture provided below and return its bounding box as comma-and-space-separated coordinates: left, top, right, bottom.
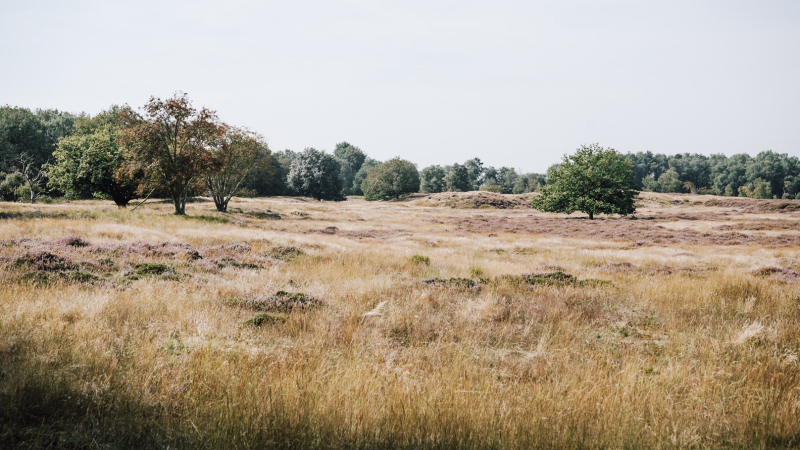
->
214, 196, 228, 212
112, 194, 129, 208
588, 211, 594, 220
173, 197, 185, 215
173, 193, 186, 215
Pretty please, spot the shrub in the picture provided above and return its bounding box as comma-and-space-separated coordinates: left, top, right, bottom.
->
239, 291, 325, 313
269, 246, 303, 261
245, 312, 287, 327
246, 209, 282, 220
410, 255, 430, 265
479, 183, 502, 193
12, 251, 75, 272
58, 235, 90, 247
423, 277, 477, 288
524, 271, 577, 285
132, 263, 172, 276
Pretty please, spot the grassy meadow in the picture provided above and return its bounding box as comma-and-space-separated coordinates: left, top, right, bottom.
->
1, 192, 799, 449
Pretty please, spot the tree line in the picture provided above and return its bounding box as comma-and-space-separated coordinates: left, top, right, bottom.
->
626, 151, 800, 199
1, 94, 798, 215
0, 94, 545, 213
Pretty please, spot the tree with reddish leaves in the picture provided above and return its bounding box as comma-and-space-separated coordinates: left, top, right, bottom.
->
120, 93, 223, 215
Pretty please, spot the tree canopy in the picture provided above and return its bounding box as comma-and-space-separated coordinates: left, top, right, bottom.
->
47, 107, 140, 207
206, 127, 270, 212
420, 165, 446, 193
286, 148, 344, 201
362, 157, 420, 200
532, 144, 638, 220
120, 93, 224, 215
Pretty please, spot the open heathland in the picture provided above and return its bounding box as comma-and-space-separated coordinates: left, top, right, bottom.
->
1, 192, 799, 449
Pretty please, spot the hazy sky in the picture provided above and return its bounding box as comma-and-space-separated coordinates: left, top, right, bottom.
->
2, 0, 799, 172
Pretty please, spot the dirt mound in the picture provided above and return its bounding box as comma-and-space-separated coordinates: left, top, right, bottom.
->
410, 191, 535, 209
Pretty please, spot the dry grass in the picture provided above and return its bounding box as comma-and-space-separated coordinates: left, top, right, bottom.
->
1, 194, 799, 449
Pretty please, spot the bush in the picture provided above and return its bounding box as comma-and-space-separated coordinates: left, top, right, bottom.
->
269, 246, 303, 261
423, 277, 477, 288
245, 312, 287, 327
0, 172, 24, 201
410, 255, 430, 265
132, 263, 172, 276
479, 183, 502, 193
239, 291, 325, 312
12, 251, 75, 272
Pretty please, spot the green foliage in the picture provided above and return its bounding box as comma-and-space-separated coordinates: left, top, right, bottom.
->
351, 157, 381, 195
245, 312, 287, 327
444, 163, 473, 192
512, 173, 544, 194
643, 169, 682, 193
333, 142, 366, 196
482, 166, 518, 193
46, 107, 139, 207
0, 172, 24, 201
244, 149, 294, 196
268, 246, 303, 261
362, 157, 420, 200
463, 158, 484, 190
0, 107, 75, 173
186, 214, 231, 224
626, 150, 800, 198
132, 263, 172, 276
286, 148, 344, 201
524, 271, 577, 285
479, 182, 502, 193
410, 255, 430, 265
420, 165, 446, 193
423, 277, 477, 288
333, 142, 366, 173
532, 144, 638, 220
738, 178, 772, 199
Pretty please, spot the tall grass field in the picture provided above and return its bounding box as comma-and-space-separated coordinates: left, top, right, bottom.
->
1, 192, 799, 449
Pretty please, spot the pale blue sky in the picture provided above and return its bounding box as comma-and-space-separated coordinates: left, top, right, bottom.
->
2, 0, 798, 172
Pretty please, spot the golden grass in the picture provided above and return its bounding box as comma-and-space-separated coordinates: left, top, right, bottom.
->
1, 195, 799, 449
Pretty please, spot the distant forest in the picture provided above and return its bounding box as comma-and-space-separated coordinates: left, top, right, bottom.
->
1, 104, 798, 201
624, 151, 800, 199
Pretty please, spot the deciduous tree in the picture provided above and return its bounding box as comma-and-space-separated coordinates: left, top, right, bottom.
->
362, 157, 420, 200
120, 93, 223, 215
351, 158, 381, 195
532, 144, 638, 220
286, 148, 344, 201
420, 165, 446, 193
206, 127, 271, 212
46, 107, 140, 207
445, 163, 472, 192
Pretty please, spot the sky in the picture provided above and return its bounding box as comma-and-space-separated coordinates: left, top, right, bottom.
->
1, 0, 799, 173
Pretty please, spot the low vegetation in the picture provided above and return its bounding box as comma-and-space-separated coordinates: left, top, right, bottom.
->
1, 193, 799, 448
